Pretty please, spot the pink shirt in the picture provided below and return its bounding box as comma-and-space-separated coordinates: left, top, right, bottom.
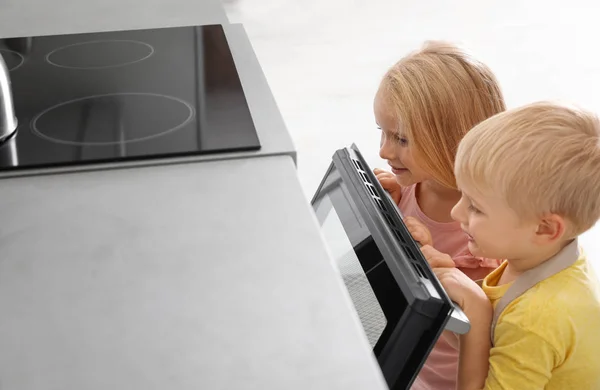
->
398, 184, 500, 390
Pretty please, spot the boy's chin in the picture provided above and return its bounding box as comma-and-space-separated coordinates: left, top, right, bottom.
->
467, 240, 484, 257
467, 240, 499, 260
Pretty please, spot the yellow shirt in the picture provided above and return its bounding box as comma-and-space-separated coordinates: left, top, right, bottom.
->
481, 250, 600, 389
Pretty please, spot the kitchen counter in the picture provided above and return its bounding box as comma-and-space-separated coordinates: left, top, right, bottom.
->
0, 1, 388, 389
0, 156, 387, 389
0, 1, 296, 180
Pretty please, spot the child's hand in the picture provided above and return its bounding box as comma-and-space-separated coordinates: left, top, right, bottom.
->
404, 216, 434, 247
433, 267, 490, 316
374, 168, 402, 205
420, 245, 455, 268
404, 217, 454, 268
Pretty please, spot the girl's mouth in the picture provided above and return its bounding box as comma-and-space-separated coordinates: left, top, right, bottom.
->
391, 167, 408, 175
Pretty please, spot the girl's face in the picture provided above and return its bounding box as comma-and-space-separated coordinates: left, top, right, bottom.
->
374, 88, 431, 187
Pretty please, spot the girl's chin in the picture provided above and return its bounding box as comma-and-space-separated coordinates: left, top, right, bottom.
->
394, 173, 417, 187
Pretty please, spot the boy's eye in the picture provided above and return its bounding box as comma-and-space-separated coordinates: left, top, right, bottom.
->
468, 204, 481, 214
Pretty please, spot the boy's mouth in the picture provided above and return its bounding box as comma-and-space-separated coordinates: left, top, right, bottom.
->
463, 230, 475, 242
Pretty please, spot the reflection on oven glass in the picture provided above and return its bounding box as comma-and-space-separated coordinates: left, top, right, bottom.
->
319, 194, 387, 347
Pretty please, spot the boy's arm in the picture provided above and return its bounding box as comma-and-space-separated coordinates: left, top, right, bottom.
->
433, 268, 493, 389
456, 297, 493, 390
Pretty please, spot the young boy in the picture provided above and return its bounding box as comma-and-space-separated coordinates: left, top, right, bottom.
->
413, 101, 600, 389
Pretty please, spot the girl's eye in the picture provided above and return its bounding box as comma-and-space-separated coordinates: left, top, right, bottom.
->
378, 126, 408, 146
396, 137, 408, 146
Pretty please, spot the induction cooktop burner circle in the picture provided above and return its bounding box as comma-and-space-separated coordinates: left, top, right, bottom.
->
0, 49, 25, 71
45, 40, 155, 70
31, 93, 195, 146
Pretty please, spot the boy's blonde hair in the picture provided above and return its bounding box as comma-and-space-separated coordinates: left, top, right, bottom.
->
456, 102, 600, 237
381, 41, 506, 189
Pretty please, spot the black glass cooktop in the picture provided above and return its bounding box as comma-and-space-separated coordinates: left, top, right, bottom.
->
0, 24, 261, 172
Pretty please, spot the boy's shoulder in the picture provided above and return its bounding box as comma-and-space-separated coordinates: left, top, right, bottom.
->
501, 253, 600, 341
494, 252, 600, 382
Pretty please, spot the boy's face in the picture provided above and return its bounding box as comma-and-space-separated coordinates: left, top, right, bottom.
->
374, 88, 430, 187
451, 179, 539, 261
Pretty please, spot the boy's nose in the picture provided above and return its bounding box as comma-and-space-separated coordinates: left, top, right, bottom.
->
450, 201, 464, 223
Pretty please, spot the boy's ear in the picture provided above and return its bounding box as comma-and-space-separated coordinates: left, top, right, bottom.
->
534, 214, 567, 244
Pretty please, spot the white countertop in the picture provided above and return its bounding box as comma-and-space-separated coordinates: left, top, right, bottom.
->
0, 156, 388, 389
0, 2, 388, 388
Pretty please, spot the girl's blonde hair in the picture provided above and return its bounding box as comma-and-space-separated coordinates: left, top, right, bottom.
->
456, 102, 600, 238
381, 41, 506, 189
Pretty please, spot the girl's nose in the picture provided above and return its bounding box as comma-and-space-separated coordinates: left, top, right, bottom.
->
379, 134, 395, 161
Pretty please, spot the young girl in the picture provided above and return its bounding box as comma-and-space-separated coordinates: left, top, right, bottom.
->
373, 41, 505, 389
